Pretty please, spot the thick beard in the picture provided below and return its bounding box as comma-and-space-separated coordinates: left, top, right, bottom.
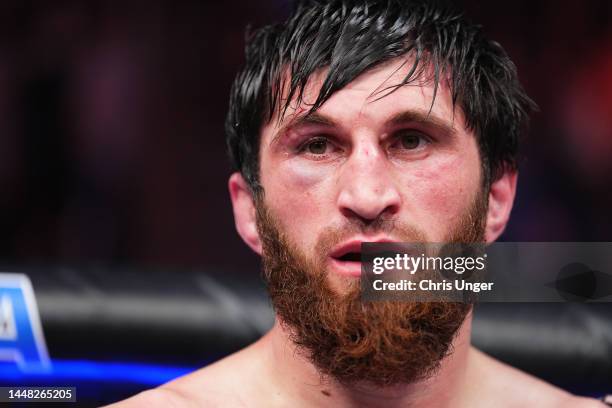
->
255, 191, 487, 387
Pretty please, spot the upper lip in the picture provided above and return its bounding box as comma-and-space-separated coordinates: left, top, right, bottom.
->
329, 236, 397, 260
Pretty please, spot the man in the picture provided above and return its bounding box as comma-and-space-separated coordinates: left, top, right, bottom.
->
111, 1, 605, 406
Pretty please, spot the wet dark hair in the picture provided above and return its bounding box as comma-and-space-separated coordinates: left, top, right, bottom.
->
226, 0, 537, 193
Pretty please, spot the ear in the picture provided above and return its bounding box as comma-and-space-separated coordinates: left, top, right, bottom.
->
485, 170, 518, 243
228, 172, 262, 255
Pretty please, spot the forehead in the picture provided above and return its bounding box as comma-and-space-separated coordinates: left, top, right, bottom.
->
261, 57, 468, 143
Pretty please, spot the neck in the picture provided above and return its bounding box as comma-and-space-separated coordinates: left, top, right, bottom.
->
257, 312, 475, 408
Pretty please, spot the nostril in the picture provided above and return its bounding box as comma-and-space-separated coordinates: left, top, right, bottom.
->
337, 186, 401, 223
339, 205, 398, 228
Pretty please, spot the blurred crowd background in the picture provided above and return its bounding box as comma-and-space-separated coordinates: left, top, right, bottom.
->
0, 0, 610, 274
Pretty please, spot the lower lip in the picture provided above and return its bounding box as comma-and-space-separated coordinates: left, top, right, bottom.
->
329, 258, 362, 278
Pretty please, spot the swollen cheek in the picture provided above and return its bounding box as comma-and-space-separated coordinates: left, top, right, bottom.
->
280, 161, 331, 188
268, 163, 331, 230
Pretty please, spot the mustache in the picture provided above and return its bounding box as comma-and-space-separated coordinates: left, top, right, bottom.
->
314, 216, 428, 261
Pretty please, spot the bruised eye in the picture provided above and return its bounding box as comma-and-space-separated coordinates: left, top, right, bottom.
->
394, 129, 429, 150
300, 137, 332, 155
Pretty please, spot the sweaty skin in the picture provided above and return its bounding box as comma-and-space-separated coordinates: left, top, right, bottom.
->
107, 59, 605, 407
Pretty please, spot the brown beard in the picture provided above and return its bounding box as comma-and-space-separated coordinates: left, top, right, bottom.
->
255, 190, 488, 387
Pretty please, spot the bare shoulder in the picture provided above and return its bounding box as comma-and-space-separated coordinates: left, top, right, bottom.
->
167, 341, 264, 398
103, 387, 199, 408
106, 342, 264, 407
468, 348, 606, 407
104, 377, 245, 408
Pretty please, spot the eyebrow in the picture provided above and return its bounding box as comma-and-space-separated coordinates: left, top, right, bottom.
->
388, 110, 457, 137
269, 112, 336, 147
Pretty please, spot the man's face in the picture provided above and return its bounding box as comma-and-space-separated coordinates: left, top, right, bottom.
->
238, 58, 491, 386
258, 58, 483, 289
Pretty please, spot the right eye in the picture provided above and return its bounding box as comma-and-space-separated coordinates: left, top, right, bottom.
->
298, 136, 336, 157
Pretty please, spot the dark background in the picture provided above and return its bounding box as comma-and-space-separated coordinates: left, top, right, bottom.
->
0, 0, 611, 279
0, 1, 611, 404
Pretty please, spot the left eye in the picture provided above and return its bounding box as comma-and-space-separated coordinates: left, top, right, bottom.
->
394, 130, 428, 150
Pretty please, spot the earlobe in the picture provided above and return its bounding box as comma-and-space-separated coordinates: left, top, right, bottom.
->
228, 172, 262, 255
485, 171, 518, 243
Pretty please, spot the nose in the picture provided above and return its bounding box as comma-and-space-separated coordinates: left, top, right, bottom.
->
337, 143, 401, 224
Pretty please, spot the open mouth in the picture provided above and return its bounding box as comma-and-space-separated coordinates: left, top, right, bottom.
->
329, 243, 365, 277
328, 238, 398, 277
335, 251, 362, 263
